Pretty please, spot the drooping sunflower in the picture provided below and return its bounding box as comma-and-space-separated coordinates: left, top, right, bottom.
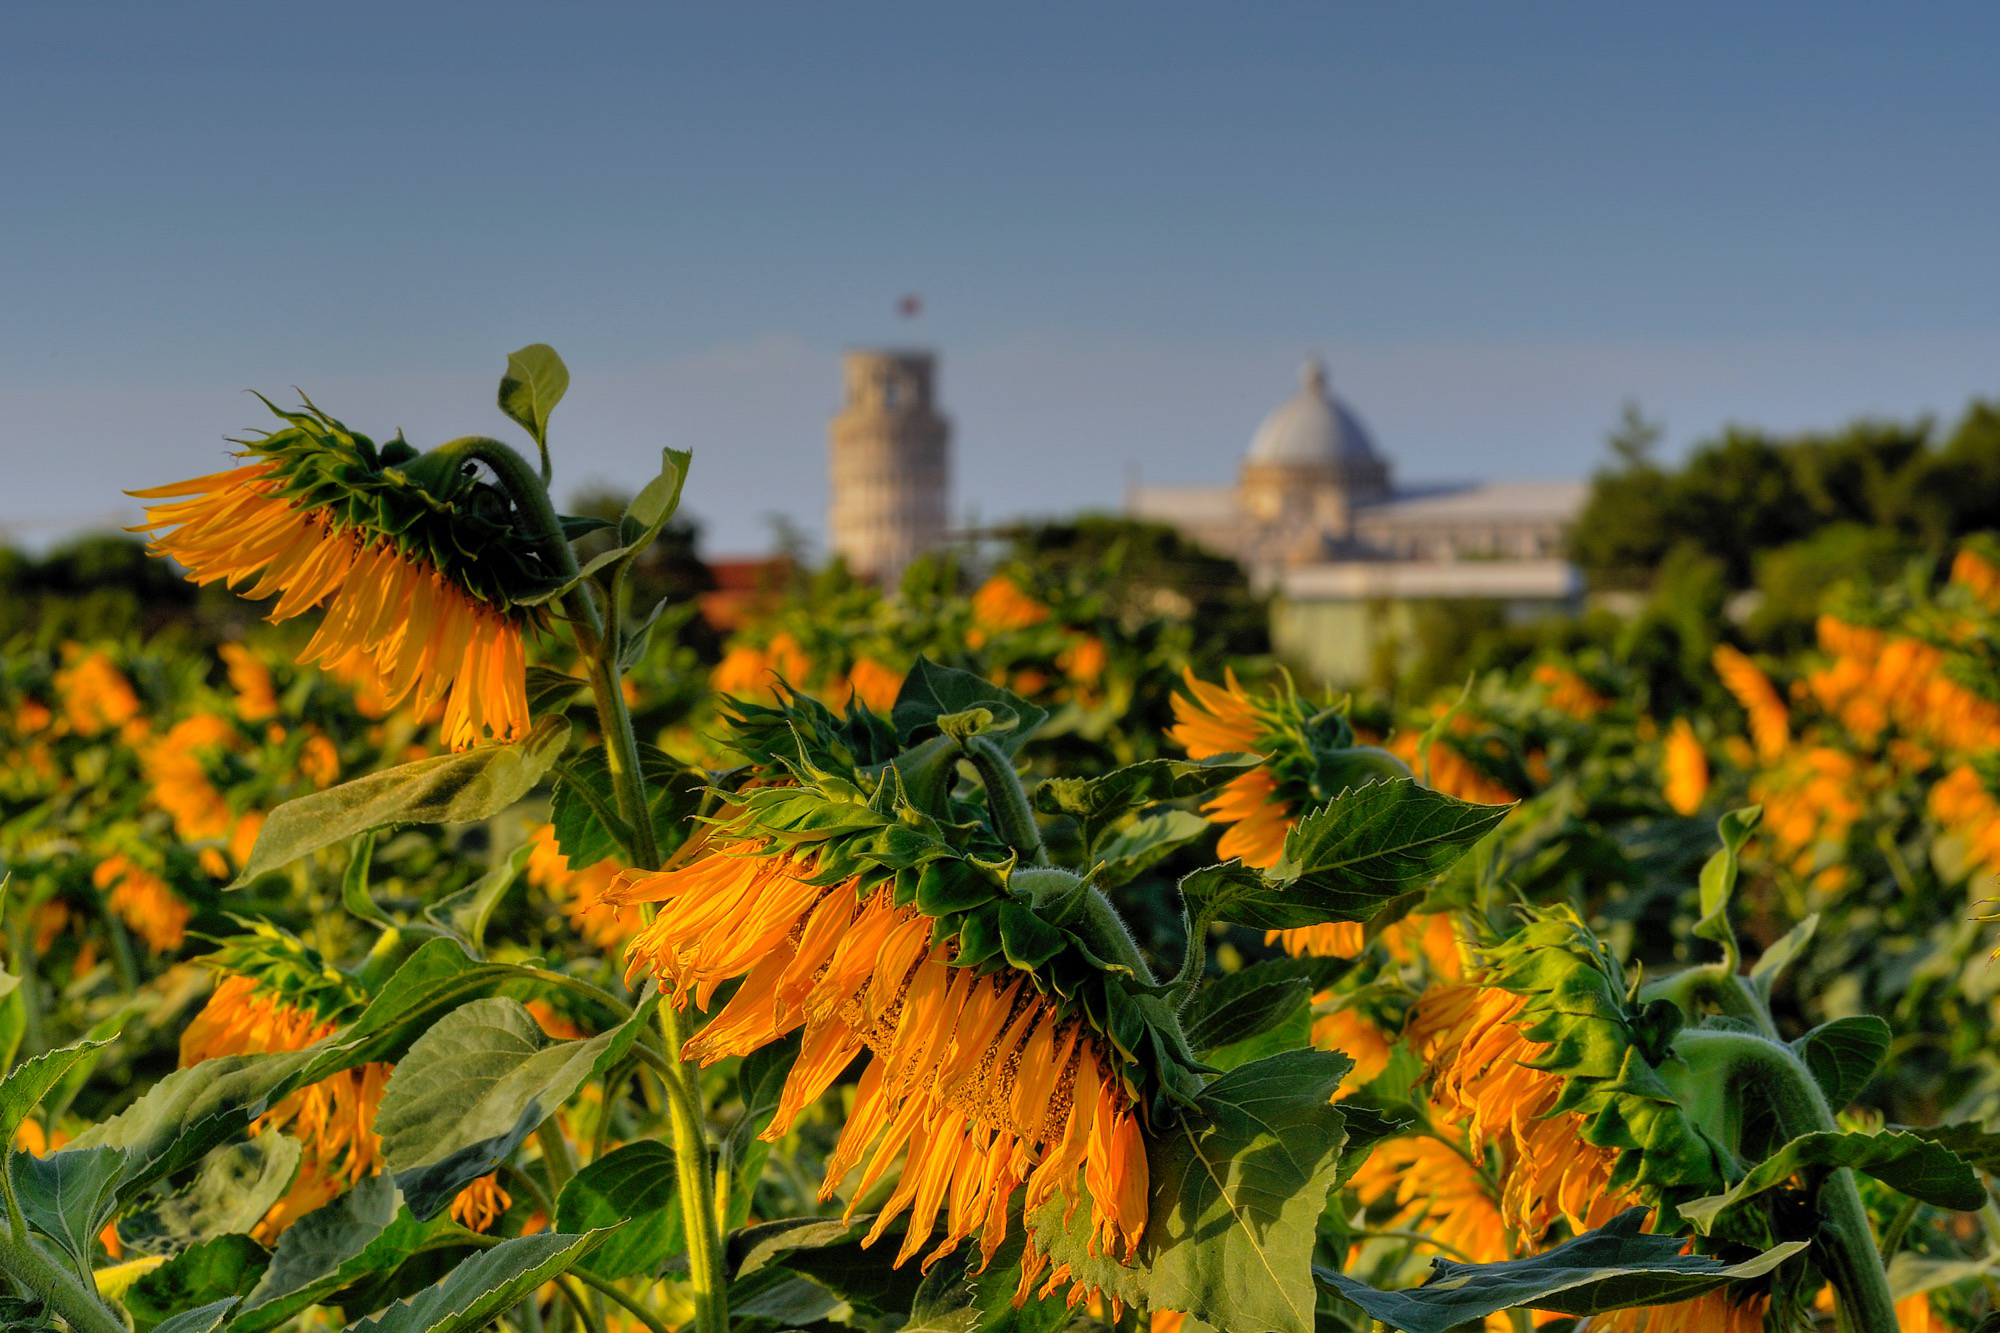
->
53, 645, 145, 739
181, 968, 387, 1241
1348, 1133, 1512, 1265
134, 401, 563, 750
524, 823, 632, 953
220, 642, 280, 723
1167, 668, 1303, 867
1408, 982, 1638, 1240
609, 832, 1152, 1284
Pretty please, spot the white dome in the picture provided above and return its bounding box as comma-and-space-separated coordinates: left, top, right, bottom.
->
1245, 359, 1380, 468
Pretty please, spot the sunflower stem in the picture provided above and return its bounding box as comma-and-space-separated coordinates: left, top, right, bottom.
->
1674, 1029, 1898, 1333
965, 735, 1046, 865
0, 1231, 126, 1333
565, 582, 725, 1333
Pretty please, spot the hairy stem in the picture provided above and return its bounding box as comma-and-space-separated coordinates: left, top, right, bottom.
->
1676, 1029, 1897, 1333
0, 1232, 126, 1333
965, 735, 1046, 865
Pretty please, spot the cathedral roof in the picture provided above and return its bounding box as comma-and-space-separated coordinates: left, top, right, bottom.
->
1245, 359, 1380, 468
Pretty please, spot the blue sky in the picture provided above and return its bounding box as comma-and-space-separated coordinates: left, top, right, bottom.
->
4, 3, 1998, 552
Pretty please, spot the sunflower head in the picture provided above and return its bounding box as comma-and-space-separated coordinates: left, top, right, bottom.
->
1475, 907, 1728, 1198
1170, 668, 1411, 868
134, 398, 571, 748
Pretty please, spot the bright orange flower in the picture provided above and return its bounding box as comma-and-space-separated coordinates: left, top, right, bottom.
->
847, 656, 904, 713
1712, 645, 1789, 764
1950, 545, 2000, 612
1169, 668, 1292, 867
134, 460, 529, 750
970, 575, 1050, 641
220, 642, 279, 722
141, 713, 238, 845
1590, 1289, 1768, 1332
609, 841, 1149, 1278
1662, 718, 1708, 816
450, 1173, 512, 1232
524, 825, 631, 952
93, 854, 190, 954
1386, 728, 1519, 806
54, 646, 143, 737
298, 732, 340, 788
1531, 663, 1611, 720
1407, 984, 1637, 1241
1349, 1135, 1511, 1264
181, 973, 389, 1242
1309, 1006, 1393, 1095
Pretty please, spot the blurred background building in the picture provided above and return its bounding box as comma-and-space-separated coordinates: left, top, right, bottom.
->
827, 349, 951, 585
1129, 359, 1587, 683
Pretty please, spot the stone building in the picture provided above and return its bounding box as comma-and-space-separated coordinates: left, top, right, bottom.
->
1129, 358, 1587, 683
827, 349, 951, 584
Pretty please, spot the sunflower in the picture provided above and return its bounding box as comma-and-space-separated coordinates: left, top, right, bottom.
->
1586, 1290, 1768, 1332
220, 642, 280, 723
846, 656, 905, 713
609, 838, 1150, 1279
134, 404, 553, 751
1348, 1134, 1511, 1265
969, 575, 1051, 644
1407, 983, 1638, 1241
93, 854, 191, 954
1662, 718, 1708, 816
141, 713, 238, 845
53, 646, 144, 738
181, 971, 387, 1241
524, 824, 632, 953
1712, 645, 1789, 765
1167, 668, 1294, 867
449, 1174, 513, 1233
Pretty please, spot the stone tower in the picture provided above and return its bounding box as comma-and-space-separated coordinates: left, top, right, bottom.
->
828, 350, 950, 584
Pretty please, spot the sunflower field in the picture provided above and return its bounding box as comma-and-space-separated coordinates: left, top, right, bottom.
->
7, 348, 2000, 1333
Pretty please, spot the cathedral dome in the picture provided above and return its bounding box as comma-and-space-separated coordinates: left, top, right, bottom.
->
1245, 359, 1380, 469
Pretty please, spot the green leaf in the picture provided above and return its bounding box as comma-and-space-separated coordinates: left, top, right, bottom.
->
1681, 1129, 1987, 1230
619, 446, 693, 549
0, 970, 24, 1077
729, 1215, 869, 1278
551, 743, 704, 869
375, 997, 646, 1220
553, 1141, 680, 1279
497, 344, 569, 452
1182, 964, 1315, 1054
230, 716, 571, 887
66, 1052, 321, 1204
1090, 810, 1212, 891
341, 831, 394, 928
231, 1175, 451, 1333
1029, 1048, 1353, 1333
424, 842, 534, 953
524, 665, 588, 712
0, 1037, 112, 1149
1184, 783, 1507, 932
1900, 1120, 2000, 1172
1794, 1016, 1890, 1111
1749, 912, 1818, 1001
1036, 755, 1259, 848
1694, 805, 1761, 949
118, 1136, 302, 1257
10, 1145, 126, 1269
127, 1237, 266, 1333
328, 938, 532, 1069
345, 1230, 604, 1333
1319, 1207, 1805, 1333
149, 1297, 241, 1333
892, 658, 1048, 757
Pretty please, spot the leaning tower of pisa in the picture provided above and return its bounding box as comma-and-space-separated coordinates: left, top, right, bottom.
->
827, 349, 951, 585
